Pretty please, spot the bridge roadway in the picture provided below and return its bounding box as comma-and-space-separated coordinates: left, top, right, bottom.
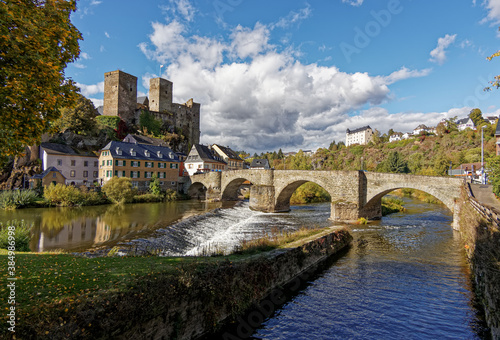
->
187, 170, 463, 227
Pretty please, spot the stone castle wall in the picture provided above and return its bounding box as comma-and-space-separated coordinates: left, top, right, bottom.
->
103, 70, 200, 147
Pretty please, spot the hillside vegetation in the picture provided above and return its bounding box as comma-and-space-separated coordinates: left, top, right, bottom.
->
250, 120, 498, 205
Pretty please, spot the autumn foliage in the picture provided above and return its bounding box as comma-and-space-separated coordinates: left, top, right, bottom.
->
0, 0, 82, 156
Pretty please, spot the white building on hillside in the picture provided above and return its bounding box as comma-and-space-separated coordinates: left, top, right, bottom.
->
345, 126, 373, 146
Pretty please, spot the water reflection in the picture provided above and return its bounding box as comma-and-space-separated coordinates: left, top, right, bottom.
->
0, 201, 223, 252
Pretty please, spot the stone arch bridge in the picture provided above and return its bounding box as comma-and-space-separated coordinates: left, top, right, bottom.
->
187, 170, 463, 227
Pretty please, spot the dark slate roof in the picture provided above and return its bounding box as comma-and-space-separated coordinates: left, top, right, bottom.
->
456, 118, 470, 125
122, 134, 168, 146
186, 144, 226, 164
346, 126, 371, 134
41, 142, 79, 155
40, 142, 96, 157
495, 120, 500, 137
213, 144, 243, 160
101, 141, 179, 162
250, 159, 270, 169
31, 167, 65, 180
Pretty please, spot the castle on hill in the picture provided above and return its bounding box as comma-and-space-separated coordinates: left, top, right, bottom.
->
102, 70, 200, 147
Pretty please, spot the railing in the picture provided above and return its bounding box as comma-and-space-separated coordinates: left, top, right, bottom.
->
465, 182, 500, 228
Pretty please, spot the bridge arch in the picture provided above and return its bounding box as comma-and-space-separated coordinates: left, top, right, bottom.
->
274, 180, 330, 212
221, 177, 252, 201
362, 172, 462, 223
188, 182, 207, 200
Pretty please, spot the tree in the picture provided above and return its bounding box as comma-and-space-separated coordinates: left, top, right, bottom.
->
469, 108, 486, 128
149, 174, 162, 196
102, 177, 136, 203
0, 0, 82, 156
385, 151, 409, 173
277, 148, 284, 159
53, 93, 97, 134
487, 156, 500, 197
139, 111, 162, 136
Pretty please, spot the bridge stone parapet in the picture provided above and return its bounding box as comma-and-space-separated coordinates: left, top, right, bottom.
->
188, 170, 463, 224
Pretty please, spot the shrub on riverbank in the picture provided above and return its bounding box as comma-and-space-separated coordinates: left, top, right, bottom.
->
44, 183, 107, 206
0, 220, 32, 251
381, 197, 406, 216
0, 189, 39, 209
102, 177, 136, 203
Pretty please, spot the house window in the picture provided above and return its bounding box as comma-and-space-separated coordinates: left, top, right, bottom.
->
171, 181, 176, 186
83, 171, 88, 177
102, 160, 105, 166
94, 161, 98, 167
132, 181, 138, 188
71, 160, 76, 166
106, 170, 112, 178
170, 163, 178, 169
70, 170, 75, 177
145, 172, 152, 178
107, 160, 112, 166
52, 172, 57, 178
146, 162, 153, 168
84, 161, 88, 167
132, 161, 140, 167
198, 164, 202, 168
188, 164, 193, 169
57, 159, 62, 166
93, 171, 98, 178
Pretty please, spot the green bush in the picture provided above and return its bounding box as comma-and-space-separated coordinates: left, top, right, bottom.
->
102, 177, 136, 203
133, 193, 163, 203
44, 183, 84, 206
165, 189, 179, 202
96, 116, 121, 129
0, 220, 32, 251
0, 190, 39, 210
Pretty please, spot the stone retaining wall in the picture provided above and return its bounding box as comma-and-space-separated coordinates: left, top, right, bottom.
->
118, 228, 352, 339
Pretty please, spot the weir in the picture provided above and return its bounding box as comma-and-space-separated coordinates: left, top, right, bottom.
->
188, 170, 463, 225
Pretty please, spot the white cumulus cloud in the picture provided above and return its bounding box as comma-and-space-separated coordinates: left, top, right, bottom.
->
341, 0, 364, 7
480, 0, 500, 24
76, 81, 104, 97
429, 34, 457, 65
138, 19, 436, 152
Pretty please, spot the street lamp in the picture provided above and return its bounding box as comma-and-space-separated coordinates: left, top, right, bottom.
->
481, 125, 486, 185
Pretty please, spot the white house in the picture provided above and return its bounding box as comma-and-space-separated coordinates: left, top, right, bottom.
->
402, 132, 412, 139
457, 118, 475, 131
345, 126, 373, 146
389, 133, 402, 143
185, 144, 227, 176
40, 143, 99, 186
486, 116, 498, 125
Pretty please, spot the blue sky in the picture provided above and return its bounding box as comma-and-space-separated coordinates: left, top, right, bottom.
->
67, 0, 500, 153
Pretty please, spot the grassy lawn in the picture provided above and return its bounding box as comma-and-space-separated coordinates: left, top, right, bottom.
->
0, 250, 237, 314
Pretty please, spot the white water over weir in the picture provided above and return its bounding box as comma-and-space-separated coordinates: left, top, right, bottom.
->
123, 201, 332, 256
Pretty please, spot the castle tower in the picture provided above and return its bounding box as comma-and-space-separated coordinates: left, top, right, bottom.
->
149, 77, 173, 113
103, 70, 137, 123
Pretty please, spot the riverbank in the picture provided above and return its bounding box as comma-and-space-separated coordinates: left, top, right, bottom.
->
459, 185, 500, 339
0, 227, 351, 339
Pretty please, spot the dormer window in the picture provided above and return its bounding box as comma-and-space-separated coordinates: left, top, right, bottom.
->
116, 147, 122, 155
145, 150, 150, 157
157, 151, 163, 158
169, 152, 173, 159
130, 148, 136, 156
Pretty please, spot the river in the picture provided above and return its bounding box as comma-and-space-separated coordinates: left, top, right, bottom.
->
0, 197, 490, 338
